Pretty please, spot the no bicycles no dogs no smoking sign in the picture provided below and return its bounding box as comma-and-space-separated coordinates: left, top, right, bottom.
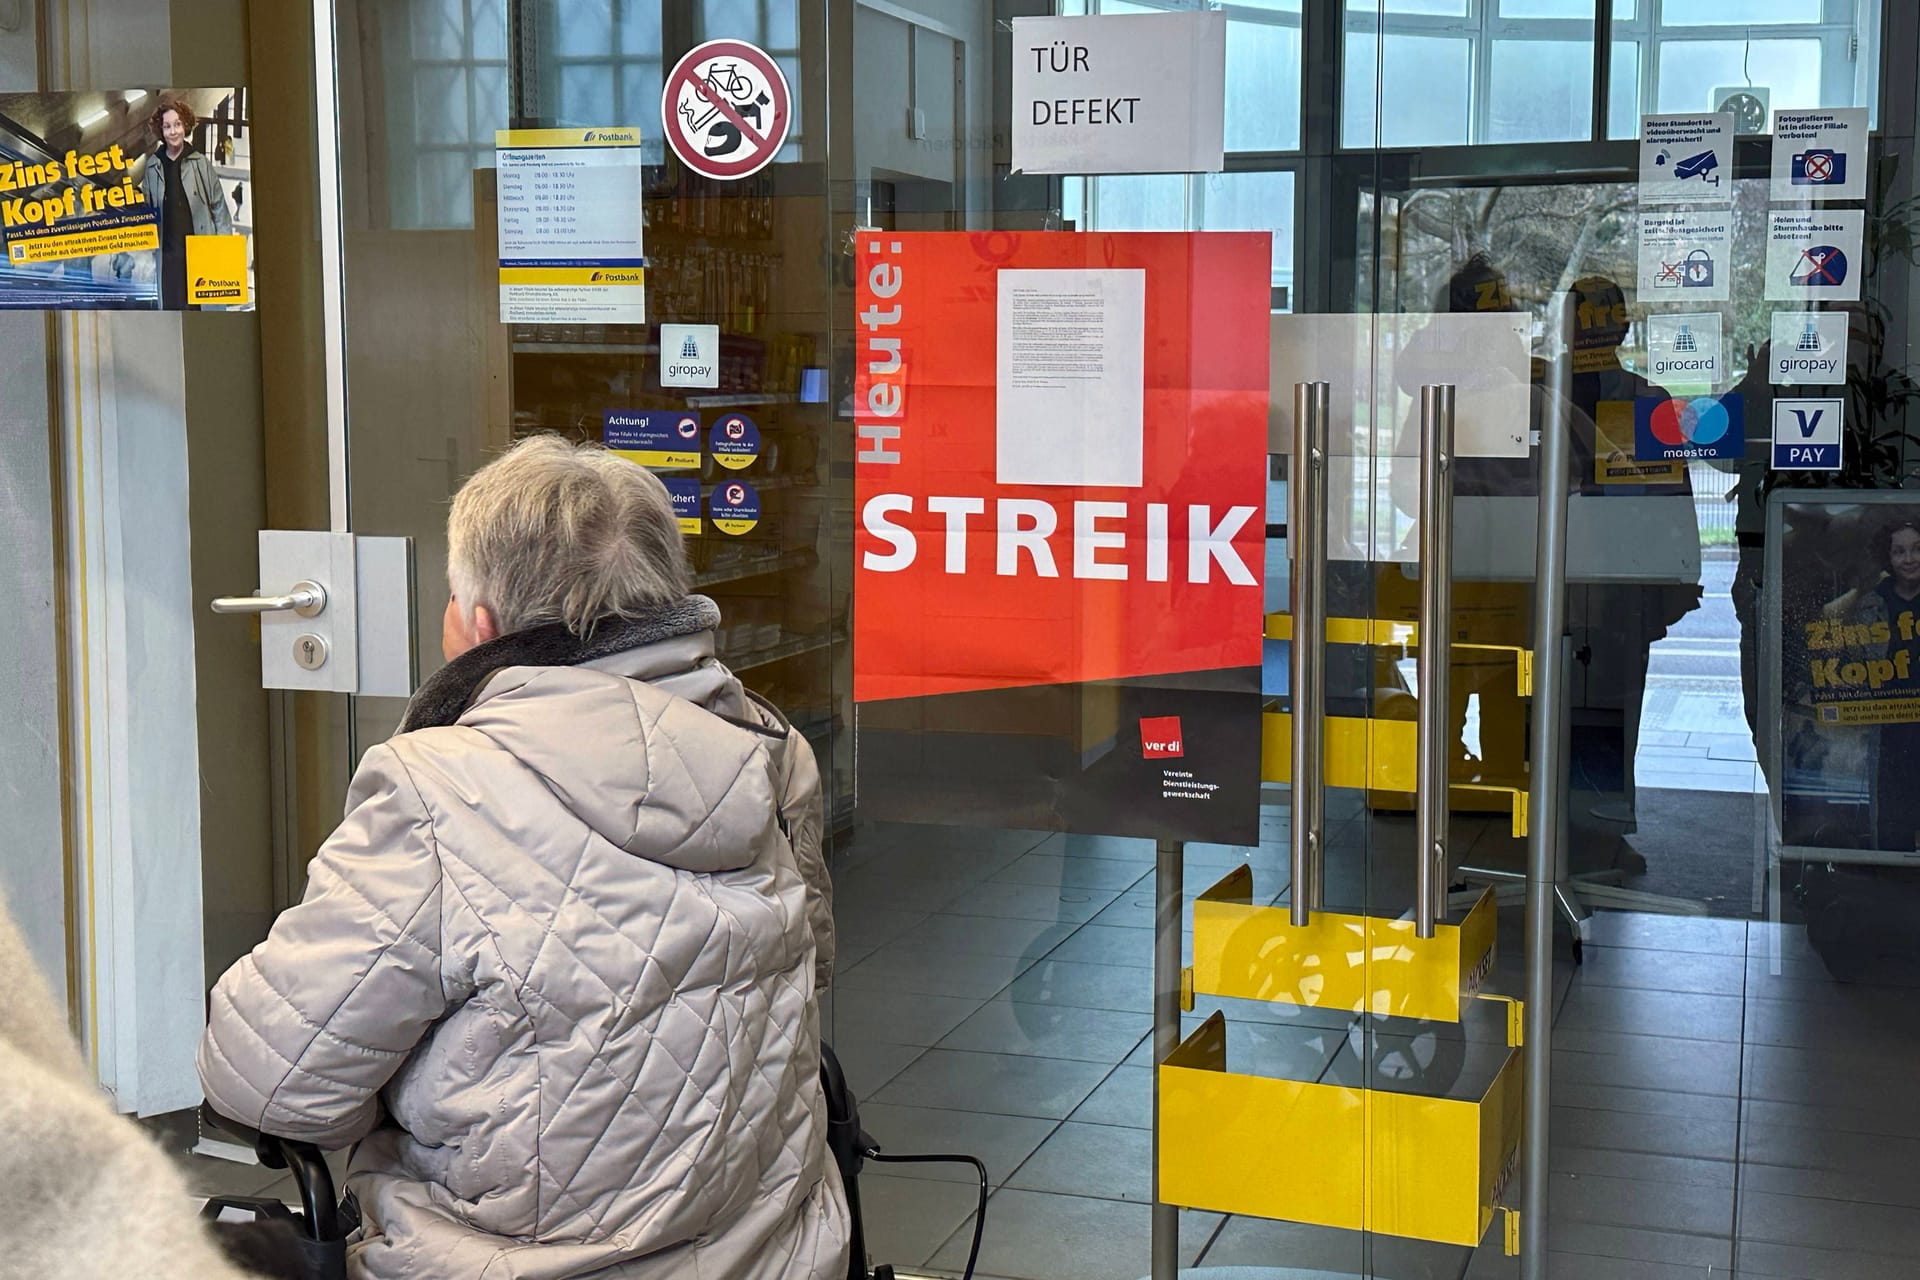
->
661, 39, 792, 180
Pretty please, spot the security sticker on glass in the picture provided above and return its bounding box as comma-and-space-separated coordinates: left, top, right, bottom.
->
1646, 313, 1721, 389
1770, 311, 1846, 385
1772, 398, 1844, 471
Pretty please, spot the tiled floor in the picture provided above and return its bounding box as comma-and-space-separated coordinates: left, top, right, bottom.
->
822, 814, 1920, 1280
153, 804, 1919, 1280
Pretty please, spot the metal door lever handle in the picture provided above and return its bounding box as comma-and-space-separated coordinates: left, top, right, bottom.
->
211, 581, 327, 617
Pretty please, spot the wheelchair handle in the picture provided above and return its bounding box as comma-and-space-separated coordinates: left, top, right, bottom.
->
200, 1104, 341, 1242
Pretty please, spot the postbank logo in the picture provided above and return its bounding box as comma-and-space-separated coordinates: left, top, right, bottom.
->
590, 269, 643, 283
583, 129, 640, 144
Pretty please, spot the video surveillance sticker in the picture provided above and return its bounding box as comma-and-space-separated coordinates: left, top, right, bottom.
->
1770, 108, 1867, 203
1639, 113, 1734, 206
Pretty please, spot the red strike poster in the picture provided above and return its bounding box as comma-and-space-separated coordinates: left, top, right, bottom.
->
853, 231, 1270, 845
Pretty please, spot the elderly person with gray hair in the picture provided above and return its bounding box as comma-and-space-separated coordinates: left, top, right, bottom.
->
199, 435, 848, 1280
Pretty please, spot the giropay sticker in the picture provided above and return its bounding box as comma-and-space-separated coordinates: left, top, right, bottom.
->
1770, 312, 1846, 385
1639, 113, 1733, 205
1765, 209, 1864, 302
1772, 397, 1844, 471
660, 323, 720, 388
1770, 108, 1867, 203
1645, 313, 1722, 389
1638, 211, 1732, 303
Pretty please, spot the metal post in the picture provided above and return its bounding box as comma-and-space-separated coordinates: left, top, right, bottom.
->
1416, 385, 1456, 938
1521, 294, 1577, 1279
1150, 837, 1184, 1280
1290, 382, 1329, 925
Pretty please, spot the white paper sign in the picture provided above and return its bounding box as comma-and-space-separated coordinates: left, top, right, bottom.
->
1269, 312, 1530, 459
1010, 12, 1225, 176
496, 127, 648, 325
996, 268, 1146, 487
1765, 209, 1865, 302
1638, 210, 1734, 303
660, 323, 720, 388
1770, 311, 1847, 385
1645, 313, 1722, 389
1770, 107, 1868, 202
1639, 113, 1734, 205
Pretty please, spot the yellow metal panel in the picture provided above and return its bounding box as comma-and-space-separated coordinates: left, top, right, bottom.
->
1263, 612, 1530, 694
1160, 1013, 1367, 1232
1189, 874, 1497, 1023
1263, 711, 1417, 791
1158, 1014, 1526, 1248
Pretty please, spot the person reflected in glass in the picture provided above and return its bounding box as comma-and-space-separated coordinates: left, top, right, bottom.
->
141, 96, 233, 311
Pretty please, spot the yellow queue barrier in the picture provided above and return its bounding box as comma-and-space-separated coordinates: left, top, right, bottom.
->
1186, 867, 1497, 1023
1159, 1010, 1523, 1250
1261, 709, 1529, 838
1263, 612, 1533, 696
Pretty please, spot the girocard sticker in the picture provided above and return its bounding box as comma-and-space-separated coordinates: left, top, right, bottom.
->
854, 231, 1269, 845
1770, 311, 1847, 385
496, 127, 646, 324
661, 475, 704, 533
1771, 107, 1867, 202
1010, 12, 1226, 176
1634, 394, 1744, 462
1766, 209, 1864, 302
185, 234, 249, 306
660, 323, 720, 388
710, 478, 760, 534
708, 412, 761, 470
661, 40, 791, 180
1773, 397, 1844, 471
1638, 211, 1732, 303
1639, 113, 1734, 205
1595, 401, 1685, 486
605, 409, 701, 469
1645, 313, 1722, 389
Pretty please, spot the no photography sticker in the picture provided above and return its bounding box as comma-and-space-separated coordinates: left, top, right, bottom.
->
662, 39, 791, 180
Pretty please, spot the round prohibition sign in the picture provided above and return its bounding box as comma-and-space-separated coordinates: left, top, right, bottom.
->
662, 39, 791, 180
1804, 152, 1835, 182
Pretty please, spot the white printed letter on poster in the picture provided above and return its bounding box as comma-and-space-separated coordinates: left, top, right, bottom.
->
996, 268, 1146, 488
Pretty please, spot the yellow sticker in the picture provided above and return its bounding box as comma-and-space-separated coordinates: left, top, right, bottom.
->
186, 234, 249, 306
1595, 400, 1683, 485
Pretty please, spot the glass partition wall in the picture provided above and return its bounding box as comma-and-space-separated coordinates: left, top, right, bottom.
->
64, 1, 1920, 1277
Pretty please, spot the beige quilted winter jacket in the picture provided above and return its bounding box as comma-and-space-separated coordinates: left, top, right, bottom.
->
198, 633, 848, 1280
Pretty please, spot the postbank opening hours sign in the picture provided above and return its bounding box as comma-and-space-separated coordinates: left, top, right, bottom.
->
853, 231, 1271, 845
496, 127, 647, 325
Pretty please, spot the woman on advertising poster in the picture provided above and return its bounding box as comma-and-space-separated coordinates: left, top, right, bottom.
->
141, 96, 232, 310
1830, 519, 1920, 850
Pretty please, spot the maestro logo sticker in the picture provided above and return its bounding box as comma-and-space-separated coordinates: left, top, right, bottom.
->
1634, 394, 1744, 462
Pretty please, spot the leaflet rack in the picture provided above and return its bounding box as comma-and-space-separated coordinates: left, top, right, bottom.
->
1146, 382, 1546, 1276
